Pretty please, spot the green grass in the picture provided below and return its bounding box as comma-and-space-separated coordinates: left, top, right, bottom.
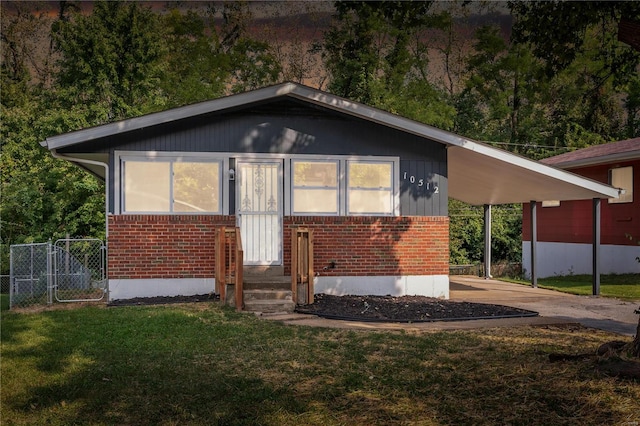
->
1, 303, 639, 425
1, 293, 9, 311
503, 273, 640, 299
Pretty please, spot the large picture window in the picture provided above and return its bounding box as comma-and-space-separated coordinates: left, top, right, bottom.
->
292, 160, 339, 214
122, 159, 221, 213
609, 166, 633, 204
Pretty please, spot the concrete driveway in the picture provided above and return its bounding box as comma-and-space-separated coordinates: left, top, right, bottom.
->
265, 277, 639, 337
450, 276, 639, 336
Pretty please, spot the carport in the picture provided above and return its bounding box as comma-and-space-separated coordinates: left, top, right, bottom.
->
446, 140, 620, 294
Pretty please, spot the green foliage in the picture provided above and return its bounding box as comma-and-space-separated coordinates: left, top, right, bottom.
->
322, 1, 456, 130
448, 200, 522, 265
510, 1, 640, 141
160, 8, 228, 107
51, 1, 165, 123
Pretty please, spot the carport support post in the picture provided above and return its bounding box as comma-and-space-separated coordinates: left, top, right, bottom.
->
484, 204, 492, 279
530, 201, 537, 288
592, 198, 601, 296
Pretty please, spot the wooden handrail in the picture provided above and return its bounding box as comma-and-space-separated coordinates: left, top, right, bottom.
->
234, 229, 243, 311
291, 227, 314, 305
215, 227, 244, 311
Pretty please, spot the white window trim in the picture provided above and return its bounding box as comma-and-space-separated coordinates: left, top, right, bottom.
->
346, 159, 396, 216
288, 155, 400, 217
291, 159, 340, 216
115, 151, 229, 215
115, 151, 400, 216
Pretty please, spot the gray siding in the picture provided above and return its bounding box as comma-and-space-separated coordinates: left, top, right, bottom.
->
62, 100, 447, 216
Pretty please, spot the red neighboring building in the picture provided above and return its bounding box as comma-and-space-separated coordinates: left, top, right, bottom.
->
522, 138, 640, 277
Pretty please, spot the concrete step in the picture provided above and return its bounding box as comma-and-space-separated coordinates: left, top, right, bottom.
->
243, 298, 296, 314
243, 266, 284, 277
243, 275, 291, 290
244, 289, 293, 301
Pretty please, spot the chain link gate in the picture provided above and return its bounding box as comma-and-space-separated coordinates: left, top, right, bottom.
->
9, 243, 53, 308
53, 239, 106, 303
9, 239, 107, 309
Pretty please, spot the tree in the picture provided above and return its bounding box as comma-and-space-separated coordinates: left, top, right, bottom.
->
455, 25, 551, 158
510, 1, 640, 140
51, 1, 165, 123
160, 7, 228, 107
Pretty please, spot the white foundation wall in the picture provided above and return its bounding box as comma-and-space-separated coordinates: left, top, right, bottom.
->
314, 275, 450, 299
522, 242, 640, 278
108, 276, 450, 301
108, 278, 215, 301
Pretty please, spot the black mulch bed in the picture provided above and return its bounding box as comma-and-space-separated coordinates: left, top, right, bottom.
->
295, 293, 538, 323
108, 292, 538, 323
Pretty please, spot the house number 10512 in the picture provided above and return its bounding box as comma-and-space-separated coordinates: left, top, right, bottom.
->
403, 172, 439, 193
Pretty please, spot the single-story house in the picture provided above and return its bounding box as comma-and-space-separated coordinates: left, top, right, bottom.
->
522, 138, 640, 278
41, 82, 620, 305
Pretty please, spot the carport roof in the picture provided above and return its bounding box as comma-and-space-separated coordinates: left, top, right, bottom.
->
42, 82, 620, 205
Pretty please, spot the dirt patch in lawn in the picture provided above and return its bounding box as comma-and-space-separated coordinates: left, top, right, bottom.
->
295, 293, 538, 322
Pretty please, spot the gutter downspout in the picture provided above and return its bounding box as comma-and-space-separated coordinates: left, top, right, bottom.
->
51, 150, 110, 298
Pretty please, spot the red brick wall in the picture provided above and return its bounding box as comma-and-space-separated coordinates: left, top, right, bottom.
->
284, 216, 449, 276
522, 159, 639, 246
108, 215, 449, 280
108, 215, 235, 279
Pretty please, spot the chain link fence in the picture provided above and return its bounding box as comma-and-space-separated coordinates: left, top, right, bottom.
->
9, 239, 106, 310
9, 243, 52, 308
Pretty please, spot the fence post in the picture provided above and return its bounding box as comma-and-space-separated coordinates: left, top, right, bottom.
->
47, 241, 53, 305
9, 245, 14, 310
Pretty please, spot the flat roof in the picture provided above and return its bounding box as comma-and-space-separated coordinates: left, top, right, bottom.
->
43, 82, 620, 205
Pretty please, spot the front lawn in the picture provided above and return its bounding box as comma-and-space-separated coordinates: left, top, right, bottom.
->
505, 274, 640, 299
1, 303, 639, 425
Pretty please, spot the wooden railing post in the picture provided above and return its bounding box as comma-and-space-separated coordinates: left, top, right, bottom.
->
307, 229, 314, 304
235, 228, 243, 311
216, 227, 226, 303
291, 227, 298, 303
291, 227, 313, 305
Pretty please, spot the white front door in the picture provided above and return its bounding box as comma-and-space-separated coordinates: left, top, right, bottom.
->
237, 160, 283, 265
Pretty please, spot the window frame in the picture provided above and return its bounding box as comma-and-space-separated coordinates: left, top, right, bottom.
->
608, 166, 633, 204
288, 155, 399, 217
291, 159, 340, 215
346, 159, 395, 216
115, 152, 400, 217
116, 151, 227, 215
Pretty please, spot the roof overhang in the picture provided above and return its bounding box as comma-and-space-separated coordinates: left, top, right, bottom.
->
448, 142, 620, 205
543, 151, 640, 170
41, 82, 621, 205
